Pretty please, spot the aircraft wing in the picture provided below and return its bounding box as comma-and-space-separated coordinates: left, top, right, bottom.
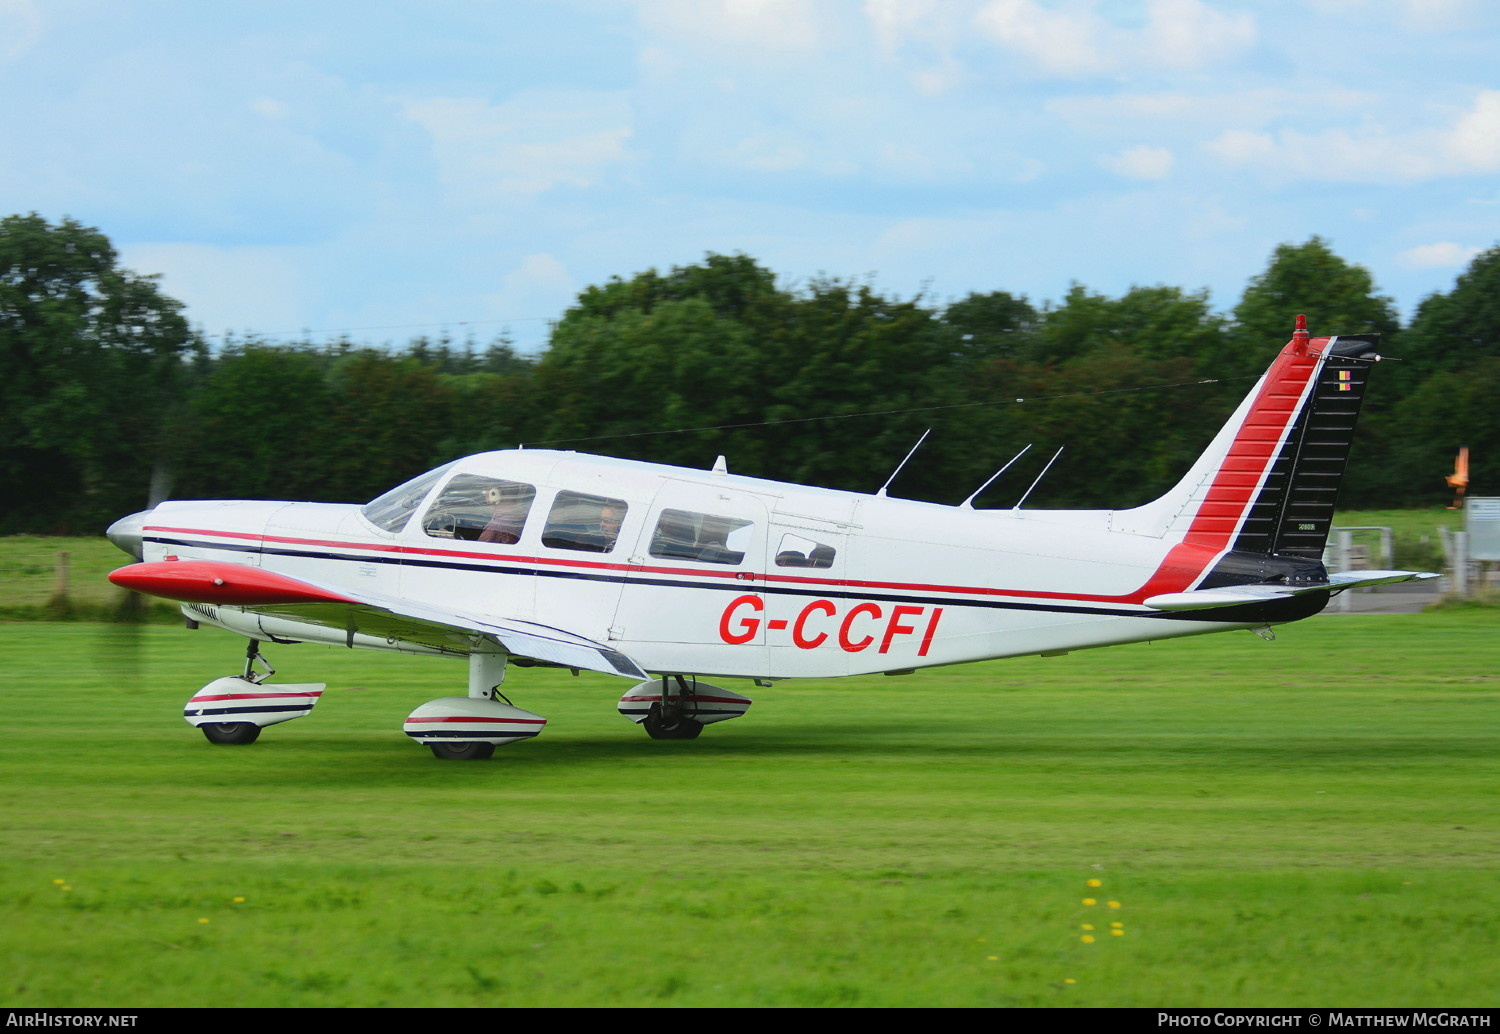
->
108, 560, 648, 680
1143, 570, 1439, 612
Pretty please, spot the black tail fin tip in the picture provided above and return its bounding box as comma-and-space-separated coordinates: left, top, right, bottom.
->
1233, 334, 1383, 562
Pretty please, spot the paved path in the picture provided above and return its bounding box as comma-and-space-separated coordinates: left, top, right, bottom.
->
1324, 580, 1445, 615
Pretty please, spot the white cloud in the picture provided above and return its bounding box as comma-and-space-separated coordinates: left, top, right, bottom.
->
1444, 89, 1500, 170
1048, 88, 1376, 133
119, 242, 313, 336
974, 0, 1108, 75
863, 0, 967, 95
1100, 145, 1174, 180
973, 0, 1256, 76
0, 0, 40, 61
634, 0, 827, 54
1203, 89, 1500, 183
402, 92, 634, 198
722, 133, 813, 173
1398, 242, 1483, 268
1397, 0, 1482, 31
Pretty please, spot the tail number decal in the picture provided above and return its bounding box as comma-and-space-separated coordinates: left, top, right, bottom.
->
719, 595, 944, 655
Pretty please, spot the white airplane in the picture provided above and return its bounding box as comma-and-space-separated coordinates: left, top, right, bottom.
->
107, 317, 1434, 759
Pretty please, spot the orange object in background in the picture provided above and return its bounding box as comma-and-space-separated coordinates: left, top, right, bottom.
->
1446, 447, 1470, 509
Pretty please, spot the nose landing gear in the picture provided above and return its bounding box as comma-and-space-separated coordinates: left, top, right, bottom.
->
183, 639, 325, 746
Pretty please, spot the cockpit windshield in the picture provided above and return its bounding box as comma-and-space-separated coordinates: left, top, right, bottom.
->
361, 463, 455, 533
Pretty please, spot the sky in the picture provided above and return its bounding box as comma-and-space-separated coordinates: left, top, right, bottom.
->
4, 0, 1499, 355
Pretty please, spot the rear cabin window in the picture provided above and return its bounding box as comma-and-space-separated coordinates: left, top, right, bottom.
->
362, 463, 455, 533
421, 475, 537, 543
542, 491, 628, 553
774, 532, 836, 568
650, 509, 754, 566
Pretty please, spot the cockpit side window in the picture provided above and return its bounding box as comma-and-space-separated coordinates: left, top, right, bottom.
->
361, 463, 456, 534
650, 509, 754, 565
421, 475, 537, 543
774, 532, 836, 568
542, 491, 628, 553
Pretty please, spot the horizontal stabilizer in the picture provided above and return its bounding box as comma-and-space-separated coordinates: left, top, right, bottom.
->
1144, 570, 1438, 611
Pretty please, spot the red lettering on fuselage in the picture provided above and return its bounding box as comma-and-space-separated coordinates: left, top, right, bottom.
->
719, 594, 763, 645
718, 596, 945, 656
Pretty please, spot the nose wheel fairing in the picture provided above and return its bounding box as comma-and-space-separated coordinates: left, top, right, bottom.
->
183, 677, 325, 740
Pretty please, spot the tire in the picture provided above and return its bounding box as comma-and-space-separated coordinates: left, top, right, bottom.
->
642, 703, 704, 740
428, 740, 497, 760
201, 722, 261, 745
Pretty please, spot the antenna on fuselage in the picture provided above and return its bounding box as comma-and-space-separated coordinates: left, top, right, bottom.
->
1013, 446, 1064, 510
959, 444, 1033, 509
876, 429, 931, 498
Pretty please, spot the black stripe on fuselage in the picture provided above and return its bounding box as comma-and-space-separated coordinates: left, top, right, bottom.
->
145, 534, 1320, 625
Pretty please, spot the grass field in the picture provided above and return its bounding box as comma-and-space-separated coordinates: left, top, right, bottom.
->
2, 610, 1496, 1008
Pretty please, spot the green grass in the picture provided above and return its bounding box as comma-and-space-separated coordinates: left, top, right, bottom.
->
2, 612, 1497, 1007
0, 536, 176, 621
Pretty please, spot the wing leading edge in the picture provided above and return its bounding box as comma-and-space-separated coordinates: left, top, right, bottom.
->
108, 560, 648, 680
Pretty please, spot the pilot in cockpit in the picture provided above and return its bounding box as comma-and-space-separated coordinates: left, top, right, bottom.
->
478, 485, 529, 544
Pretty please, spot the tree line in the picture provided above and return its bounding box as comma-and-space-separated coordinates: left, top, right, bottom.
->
3, 212, 1496, 535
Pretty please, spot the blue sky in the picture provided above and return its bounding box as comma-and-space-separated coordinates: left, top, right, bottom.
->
4, 0, 1498, 354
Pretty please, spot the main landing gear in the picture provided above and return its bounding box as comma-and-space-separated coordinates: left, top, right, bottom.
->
402, 647, 545, 760
617, 675, 753, 739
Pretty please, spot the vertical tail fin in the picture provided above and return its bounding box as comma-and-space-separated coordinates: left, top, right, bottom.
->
1229, 332, 1380, 559
1116, 318, 1384, 567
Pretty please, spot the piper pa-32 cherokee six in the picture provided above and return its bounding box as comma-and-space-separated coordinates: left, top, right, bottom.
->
107, 317, 1435, 760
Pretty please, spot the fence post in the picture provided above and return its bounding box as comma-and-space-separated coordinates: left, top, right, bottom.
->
47, 551, 72, 616
1453, 531, 1470, 599
1333, 529, 1353, 612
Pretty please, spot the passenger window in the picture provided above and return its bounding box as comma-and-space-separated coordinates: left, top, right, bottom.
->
650, 509, 754, 566
542, 491, 628, 553
775, 532, 836, 568
422, 475, 536, 543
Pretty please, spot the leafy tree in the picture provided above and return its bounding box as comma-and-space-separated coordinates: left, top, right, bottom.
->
940, 290, 1038, 364
1353, 244, 1500, 503
321, 351, 465, 502
1400, 243, 1500, 375
167, 342, 335, 502
535, 255, 969, 498
0, 213, 197, 532
1232, 237, 1400, 376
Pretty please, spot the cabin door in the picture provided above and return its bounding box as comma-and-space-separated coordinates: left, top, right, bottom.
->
612, 479, 771, 676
